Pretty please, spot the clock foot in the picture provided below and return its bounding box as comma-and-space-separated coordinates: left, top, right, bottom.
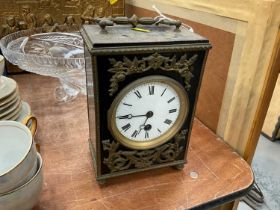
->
97, 179, 106, 185
173, 164, 184, 170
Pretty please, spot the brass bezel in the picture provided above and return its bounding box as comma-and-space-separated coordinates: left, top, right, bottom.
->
108, 75, 189, 150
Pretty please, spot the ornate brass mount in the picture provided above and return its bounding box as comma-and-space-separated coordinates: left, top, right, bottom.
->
96, 15, 182, 33
102, 130, 187, 172
108, 52, 198, 96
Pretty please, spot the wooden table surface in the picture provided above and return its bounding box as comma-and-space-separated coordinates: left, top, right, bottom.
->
12, 74, 254, 210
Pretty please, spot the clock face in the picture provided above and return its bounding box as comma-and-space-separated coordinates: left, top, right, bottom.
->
108, 76, 189, 150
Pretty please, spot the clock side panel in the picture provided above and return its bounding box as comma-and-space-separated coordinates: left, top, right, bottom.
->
94, 48, 209, 178
84, 47, 101, 177
183, 49, 211, 162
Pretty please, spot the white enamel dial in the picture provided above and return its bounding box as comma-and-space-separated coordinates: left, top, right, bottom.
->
108, 76, 189, 150
116, 81, 180, 141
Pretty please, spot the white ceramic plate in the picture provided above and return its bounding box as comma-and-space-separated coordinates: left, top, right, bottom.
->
0, 77, 17, 100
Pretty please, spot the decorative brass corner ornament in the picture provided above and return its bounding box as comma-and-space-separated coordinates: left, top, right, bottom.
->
108, 53, 198, 96
102, 129, 187, 172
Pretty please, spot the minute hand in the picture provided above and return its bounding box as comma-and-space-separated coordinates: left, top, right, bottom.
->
117, 114, 147, 119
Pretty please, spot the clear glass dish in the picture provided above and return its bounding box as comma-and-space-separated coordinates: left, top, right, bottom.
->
0, 27, 86, 102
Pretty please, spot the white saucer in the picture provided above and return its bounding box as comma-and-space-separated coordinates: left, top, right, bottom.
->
8, 108, 22, 121
0, 98, 21, 118
0, 76, 17, 100
0, 87, 18, 106
16, 101, 31, 122
0, 95, 20, 112
0, 101, 22, 120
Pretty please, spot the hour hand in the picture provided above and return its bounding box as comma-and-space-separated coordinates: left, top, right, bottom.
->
117, 114, 132, 119
116, 113, 147, 119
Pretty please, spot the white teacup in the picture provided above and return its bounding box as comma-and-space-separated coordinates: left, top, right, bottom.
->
0, 116, 38, 194
0, 153, 43, 210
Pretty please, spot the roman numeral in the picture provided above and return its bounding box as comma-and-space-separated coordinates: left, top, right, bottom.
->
169, 109, 177, 113
161, 88, 167, 96
134, 90, 142, 99
167, 97, 175, 103
123, 103, 132, 107
131, 130, 138, 138
145, 131, 149, 138
164, 119, 172, 125
122, 123, 131, 132
148, 86, 154, 95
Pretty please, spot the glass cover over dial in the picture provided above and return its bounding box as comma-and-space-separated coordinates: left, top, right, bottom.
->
108, 76, 189, 150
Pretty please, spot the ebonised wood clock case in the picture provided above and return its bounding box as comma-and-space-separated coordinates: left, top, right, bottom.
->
81, 23, 211, 182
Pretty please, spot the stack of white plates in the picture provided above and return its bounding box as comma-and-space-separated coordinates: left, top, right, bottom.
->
0, 76, 31, 121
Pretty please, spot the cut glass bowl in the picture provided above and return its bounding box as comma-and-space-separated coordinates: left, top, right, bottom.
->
0, 27, 86, 102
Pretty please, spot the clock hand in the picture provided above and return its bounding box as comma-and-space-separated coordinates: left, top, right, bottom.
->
144, 124, 152, 131
142, 117, 149, 127
144, 124, 152, 138
116, 113, 148, 119
138, 111, 154, 134
139, 123, 153, 136
117, 111, 154, 119
117, 114, 132, 119
138, 118, 148, 134
145, 111, 154, 118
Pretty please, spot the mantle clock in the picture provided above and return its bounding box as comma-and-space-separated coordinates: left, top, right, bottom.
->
81, 16, 211, 183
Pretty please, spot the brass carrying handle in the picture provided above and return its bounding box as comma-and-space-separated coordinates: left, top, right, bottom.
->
96, 15, 182, 33
21, 115, 40, 152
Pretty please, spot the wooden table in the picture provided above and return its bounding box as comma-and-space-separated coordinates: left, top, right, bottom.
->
12, 74, 254, 210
